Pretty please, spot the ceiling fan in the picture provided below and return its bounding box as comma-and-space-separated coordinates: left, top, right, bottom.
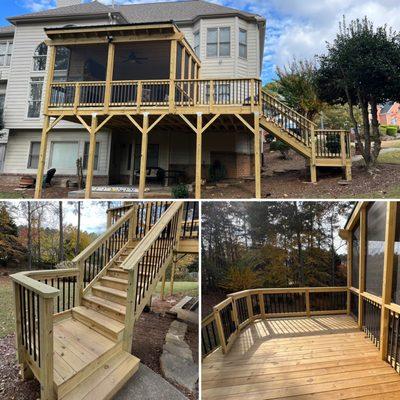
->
122, 52, 149, 64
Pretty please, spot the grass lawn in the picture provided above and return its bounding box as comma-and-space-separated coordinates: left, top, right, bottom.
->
0, 191, 26, 199
155, 281, 198, 297
0, 277, 15, 338
377, 150, 400, 165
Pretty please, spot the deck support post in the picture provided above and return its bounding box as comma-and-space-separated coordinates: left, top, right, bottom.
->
195, 112, 203, 199
138, 113, 149, 199
160, 271, 166, 301
380, 202, 397, 361
254, 112, 261, 199
310, 125, 317, 183
34, 116, 50, 199
84, 114, 98, 199
170, 252, 177, 296
358, 206, 367, 329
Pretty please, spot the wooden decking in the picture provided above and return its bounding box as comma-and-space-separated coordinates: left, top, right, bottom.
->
202, 315, 400, 400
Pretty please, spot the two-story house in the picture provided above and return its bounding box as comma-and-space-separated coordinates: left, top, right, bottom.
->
0, 0, 266, 196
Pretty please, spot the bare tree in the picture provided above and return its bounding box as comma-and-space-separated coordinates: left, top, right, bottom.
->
59, 201, 64, 262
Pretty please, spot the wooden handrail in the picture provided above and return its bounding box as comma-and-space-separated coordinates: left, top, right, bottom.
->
10, 272, 60, 298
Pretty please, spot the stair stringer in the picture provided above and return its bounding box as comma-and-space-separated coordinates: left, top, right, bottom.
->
260, 116, 312, 158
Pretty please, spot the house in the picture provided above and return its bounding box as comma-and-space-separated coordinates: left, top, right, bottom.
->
0, 0, 351, 199
378, 101, 400, 126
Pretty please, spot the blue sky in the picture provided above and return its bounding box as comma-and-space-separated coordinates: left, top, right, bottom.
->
2, 0, 400, 83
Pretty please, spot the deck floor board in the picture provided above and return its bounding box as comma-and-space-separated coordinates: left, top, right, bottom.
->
202, 315, 400, 400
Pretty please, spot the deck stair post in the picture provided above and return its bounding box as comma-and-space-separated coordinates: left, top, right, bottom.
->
213, 307, 227, 354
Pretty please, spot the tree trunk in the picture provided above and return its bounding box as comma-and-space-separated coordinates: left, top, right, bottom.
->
75, 202, 81, 256
59, 201, 64, 262
370, 97, 382, 163
358, 90, 372, 166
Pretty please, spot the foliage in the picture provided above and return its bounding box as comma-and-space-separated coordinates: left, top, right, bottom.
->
208, 160, 227, 182
220, 265, 262, 292
316, 17, 400, 166
269, 140, 291, 159
0, 206, 26, 265
325, 133, 341, 154
273, 59, 324, 120
171, 183, 189, 198
380, 125, 398, 136
319, 104, 362, 130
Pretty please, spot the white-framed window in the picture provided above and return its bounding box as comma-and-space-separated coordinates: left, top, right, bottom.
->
33, 42, 48, 71
27, 77, 44, 118
207, 27, 231, 57
239, 28, 247, 59
193, 30, 200, 57
27, 141, 40, 169
391, 117, 397, 125
83, 141, 100, 170
49, 141, 79, 170
0, 41, 12, 66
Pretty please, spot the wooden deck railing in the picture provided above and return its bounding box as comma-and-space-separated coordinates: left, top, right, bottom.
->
48, 78, 262, 111
10, 269, 80, 399
315, 129, 351, 159
120, 201, 184, 351
202, 287, 349, 356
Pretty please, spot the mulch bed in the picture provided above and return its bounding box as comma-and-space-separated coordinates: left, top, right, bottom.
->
0, 294, 198, 400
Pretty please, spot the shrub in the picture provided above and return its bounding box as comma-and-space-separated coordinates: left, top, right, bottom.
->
325, 133, 341, 154
171, 183, 189, 198
270, 140, 290, 159
208, 160, 226, 182
386, 125, 398, 137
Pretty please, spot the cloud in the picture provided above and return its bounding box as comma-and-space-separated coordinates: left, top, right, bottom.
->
19, 0, 56, 12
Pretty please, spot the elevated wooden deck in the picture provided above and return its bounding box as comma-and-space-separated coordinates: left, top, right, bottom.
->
202, 315, 400, 400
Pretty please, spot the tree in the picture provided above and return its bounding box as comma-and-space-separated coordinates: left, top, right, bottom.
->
58, 201, 64, 262
273, 59, 324, 120
318, 104, 362, 130
316, 17, 400, 166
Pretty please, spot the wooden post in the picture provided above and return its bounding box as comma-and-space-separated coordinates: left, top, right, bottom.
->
43, 45, 56, 114
195, 112, 202, 199
347, 235, 352, 316
250, 79, 255, 112
246, 295, 254, 321
103, 42, 115, 112
128, 205, 138, 241
106, 210, 112, 229
170, 252, 177, 296
259, 292, 266, 319
123, 266, 139, 353
305, 289, 311, 317
39, 297, 55, 400
74, 83, 81, 112
138, 114, 149, 199
358, 206, 367, 329
254, 113, 261, 199
310, 125, 317, 183
160, 271, 166, 301
34, 116, 50, 199
209, 80, 214, 113
214, 309, 227, 354
231, 298, 239, 328
169, 40, 177, 112
380, 202, 397, 360
76, 260, 84, 305
84, 114, 98, 199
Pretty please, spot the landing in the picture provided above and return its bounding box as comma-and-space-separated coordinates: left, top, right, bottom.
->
53, 316, 116, 387
202, 315, 400, 399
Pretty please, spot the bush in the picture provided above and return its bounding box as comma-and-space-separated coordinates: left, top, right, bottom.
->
325, 133, 341, 154
270, 140, 290, 159
387, 125, 398, 137
208, 160, 226, 182
171, 183, 189, 198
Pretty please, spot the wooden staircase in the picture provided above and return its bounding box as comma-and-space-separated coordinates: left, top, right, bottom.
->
11, 201, 198, 400
260, 89, 352, 182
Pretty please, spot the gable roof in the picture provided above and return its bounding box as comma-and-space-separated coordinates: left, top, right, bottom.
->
0, 25, 15, 36
380, 101, 395, 114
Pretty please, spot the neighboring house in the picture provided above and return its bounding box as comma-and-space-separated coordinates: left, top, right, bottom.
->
0, 0, 266, 187
378, 101, 400, 126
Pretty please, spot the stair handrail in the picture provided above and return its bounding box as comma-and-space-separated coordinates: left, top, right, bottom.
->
120, 201, 184, 352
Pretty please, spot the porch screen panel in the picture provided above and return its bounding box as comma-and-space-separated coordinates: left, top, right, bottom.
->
365, 202, 386, 296
351, 222, 360, 289
392, 203, 400, 304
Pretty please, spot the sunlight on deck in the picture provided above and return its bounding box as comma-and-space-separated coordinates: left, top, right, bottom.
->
202, 315, 400, 400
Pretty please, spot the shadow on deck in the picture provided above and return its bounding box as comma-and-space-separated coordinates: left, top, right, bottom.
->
202, 315, 400, 400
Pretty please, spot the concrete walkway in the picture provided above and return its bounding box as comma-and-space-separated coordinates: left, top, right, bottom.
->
114, 363, 188, 400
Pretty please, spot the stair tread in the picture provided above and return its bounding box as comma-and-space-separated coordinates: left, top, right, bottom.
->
84, 295, 126, 314
72, 306, 125, 333
60, 350, 140, 400
108, 267, 152, 276
101, 276, 128, 284
93, 284, 127, 298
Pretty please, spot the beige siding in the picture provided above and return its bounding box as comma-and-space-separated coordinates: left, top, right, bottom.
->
3, 129, 111, 175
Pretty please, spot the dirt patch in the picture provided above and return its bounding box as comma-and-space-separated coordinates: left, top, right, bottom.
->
0, 334, 40, 400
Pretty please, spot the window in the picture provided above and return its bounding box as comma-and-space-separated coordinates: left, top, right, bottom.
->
365, 202, 386, 296
27, 141, 40, 169
207, 27, 230, 57
351, 222, 360, 289
27, 77, 44, 118
0, 41, 12, 66
0, 93, 5, 115
391, 117, 397, 125
83, 141, 100, 170
33, 42, 48, 71
50, 142, 79, 170
193, 30, 200, 56
134, 144, 159, 170
239, 28, 247, 59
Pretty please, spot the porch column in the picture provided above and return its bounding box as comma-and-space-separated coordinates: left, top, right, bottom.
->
138, 113, 149, 198
103, 42, 115, 113
84, 114, 98, 199
254, 112, 261, 199
34, 116, 50, 199
310, 125, 317, 183
195, 112, 203, 199
169, 40, 177, 112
